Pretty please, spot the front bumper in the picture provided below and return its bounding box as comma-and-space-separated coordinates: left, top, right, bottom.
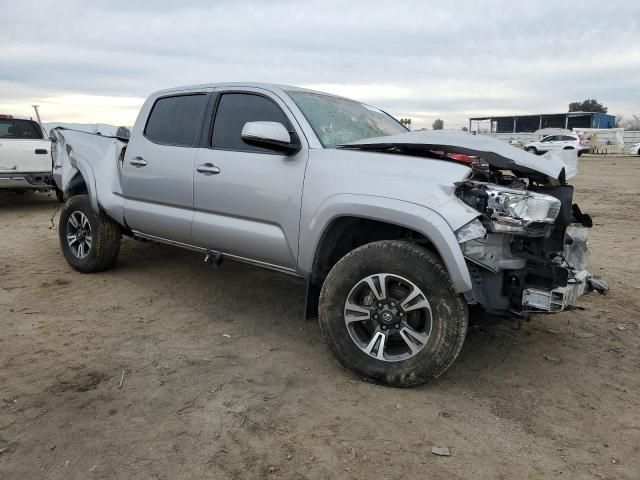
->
463, 225, 606, 317
0, 172, 53, 190
522, 270, 593, 312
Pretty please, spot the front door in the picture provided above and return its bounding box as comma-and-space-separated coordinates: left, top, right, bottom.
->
192, 89, 308, 270
123, 93, 209, 244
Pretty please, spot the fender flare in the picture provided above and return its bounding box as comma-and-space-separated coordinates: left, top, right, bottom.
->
298, 194, 474, 293
68, 151, 99, 213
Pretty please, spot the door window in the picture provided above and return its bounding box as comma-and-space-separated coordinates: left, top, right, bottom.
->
212, 93, 292, 153
144, 94, 208, 147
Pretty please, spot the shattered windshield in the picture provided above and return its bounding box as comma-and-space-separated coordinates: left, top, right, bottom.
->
286, 91, 407, 148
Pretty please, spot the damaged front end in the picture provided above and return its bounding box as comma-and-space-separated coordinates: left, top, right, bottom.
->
340, 130, 608, 318
455, 167, 606, 317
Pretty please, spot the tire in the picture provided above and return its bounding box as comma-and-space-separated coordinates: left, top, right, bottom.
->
318, 240, 468, 387
59, 194, 121, 273
525, 146, 537, 155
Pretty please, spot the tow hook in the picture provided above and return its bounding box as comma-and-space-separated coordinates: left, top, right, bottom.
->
204, 250, 223, 268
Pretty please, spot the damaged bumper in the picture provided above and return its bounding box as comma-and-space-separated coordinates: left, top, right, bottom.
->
457, 192, 608, 317
0, 172, 53, 190
522, 270, 607, 313
460, 224, 607, 317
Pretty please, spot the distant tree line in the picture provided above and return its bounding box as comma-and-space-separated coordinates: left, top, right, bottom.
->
568, 99, 608, 114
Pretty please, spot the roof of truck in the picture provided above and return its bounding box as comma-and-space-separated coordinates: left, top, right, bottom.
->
0, 114, 38, 121
152, 82, 350, 100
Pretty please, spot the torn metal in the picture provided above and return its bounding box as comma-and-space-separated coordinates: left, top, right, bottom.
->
340, 130, 574, 182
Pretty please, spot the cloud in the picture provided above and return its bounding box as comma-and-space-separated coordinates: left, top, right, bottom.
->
1, 0, 638, 128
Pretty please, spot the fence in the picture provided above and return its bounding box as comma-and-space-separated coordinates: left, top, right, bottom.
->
484, 131, 640, 147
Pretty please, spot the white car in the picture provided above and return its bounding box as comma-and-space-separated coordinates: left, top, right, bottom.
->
630, 142, 640, 155
0, 114, 53, 191
525, 133, 590, 156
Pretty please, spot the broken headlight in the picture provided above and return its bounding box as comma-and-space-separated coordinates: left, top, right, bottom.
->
485, 185, 561, 234
457, 182, 561, 236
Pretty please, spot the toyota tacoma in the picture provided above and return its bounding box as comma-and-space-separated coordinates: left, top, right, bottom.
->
51, 83, 606, 387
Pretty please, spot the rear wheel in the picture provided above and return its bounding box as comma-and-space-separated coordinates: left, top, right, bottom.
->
59, 194, 121, 273
319, 240, 468, 387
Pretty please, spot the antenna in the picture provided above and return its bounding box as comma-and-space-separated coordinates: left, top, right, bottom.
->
32, 105, 42, 124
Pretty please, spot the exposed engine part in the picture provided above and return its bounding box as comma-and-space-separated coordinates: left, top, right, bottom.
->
462, 234, 525, 272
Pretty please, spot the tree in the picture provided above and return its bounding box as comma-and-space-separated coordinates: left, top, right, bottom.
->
432, 118, 444, 130
568, 99, 608, 114
621, 115, 640, 131
461, 126, 468, 132
398, 118, 412, 129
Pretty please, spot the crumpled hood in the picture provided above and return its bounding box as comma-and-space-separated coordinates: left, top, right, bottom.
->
340, 130, 570, 180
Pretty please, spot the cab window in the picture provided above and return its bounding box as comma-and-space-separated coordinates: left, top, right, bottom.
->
0, 119, 43, 139
212, 93, 292, 153
144, 94, 208, 147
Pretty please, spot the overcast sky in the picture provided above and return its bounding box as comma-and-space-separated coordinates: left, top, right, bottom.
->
1, 0, 638, 129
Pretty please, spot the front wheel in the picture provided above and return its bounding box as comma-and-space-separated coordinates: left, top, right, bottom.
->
319, 241, 468, 387
525, 146, 538, 154
59, 194, 122, 273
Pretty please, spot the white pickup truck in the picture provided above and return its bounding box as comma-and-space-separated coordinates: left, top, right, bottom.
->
0, 114, 53, 191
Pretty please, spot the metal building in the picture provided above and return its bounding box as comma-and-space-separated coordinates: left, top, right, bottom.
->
469, 111, 616, 133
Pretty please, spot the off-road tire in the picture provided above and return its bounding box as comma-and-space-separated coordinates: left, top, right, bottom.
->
59, 194, 121, 273
318, 240, 468, 387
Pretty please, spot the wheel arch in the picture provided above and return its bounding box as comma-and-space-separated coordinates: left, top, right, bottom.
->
300, 196, 474, 319
65, 156, 99, 213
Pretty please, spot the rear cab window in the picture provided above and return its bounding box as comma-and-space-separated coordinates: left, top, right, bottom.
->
144, 94, 208, 147
0, 119, 43, 139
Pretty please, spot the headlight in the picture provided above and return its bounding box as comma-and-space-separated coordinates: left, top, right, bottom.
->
485, 185, 561, 234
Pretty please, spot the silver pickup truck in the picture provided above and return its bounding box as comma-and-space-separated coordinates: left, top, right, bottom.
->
51, 83, 605, 386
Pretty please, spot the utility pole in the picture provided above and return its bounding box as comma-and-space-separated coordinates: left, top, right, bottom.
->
32, 105, 42, 124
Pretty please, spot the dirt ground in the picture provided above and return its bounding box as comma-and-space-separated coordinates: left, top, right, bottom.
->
1, 156, 639, 480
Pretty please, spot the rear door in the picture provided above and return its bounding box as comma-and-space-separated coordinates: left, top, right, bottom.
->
542, 135, 564, 151
122, 92, 209, 244
0, 118, 50, 173
192, 88, 308, 270
560, 135, 579, 148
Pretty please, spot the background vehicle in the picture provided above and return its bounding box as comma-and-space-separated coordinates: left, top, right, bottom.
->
630, 142, 640, 155
524, 133, 590, 156
0, 114, 52, 191
51, 83, 605, 387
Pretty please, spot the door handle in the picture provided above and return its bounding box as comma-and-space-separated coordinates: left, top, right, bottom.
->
35, 149, 48, 155
196, 163, 221, 175
129, 156, 147, 167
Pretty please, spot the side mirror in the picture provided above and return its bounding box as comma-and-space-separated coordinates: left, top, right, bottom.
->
241, 121, 300, 154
